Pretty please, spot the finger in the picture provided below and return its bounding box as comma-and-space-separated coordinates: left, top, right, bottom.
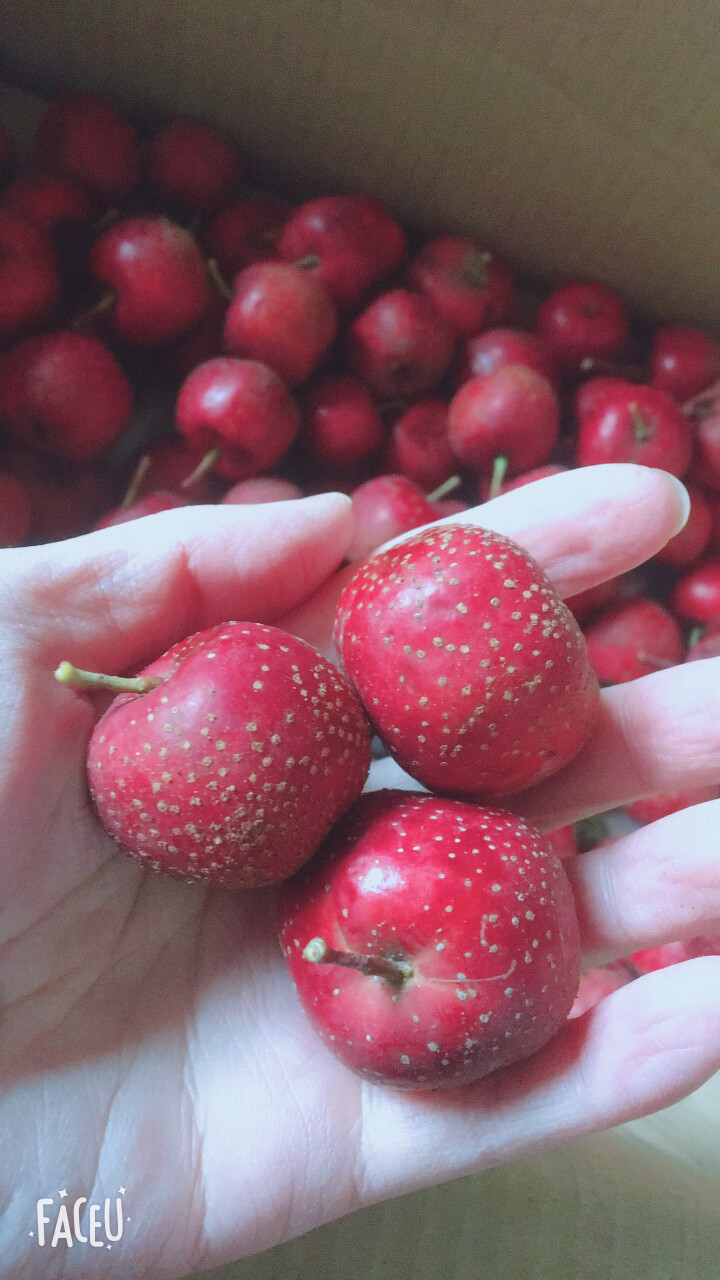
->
358, 958, 720, 1203
505, 659, 720, 829
4, 495, 353, 673
566, 800, 720, 965
282, 465, 688, 660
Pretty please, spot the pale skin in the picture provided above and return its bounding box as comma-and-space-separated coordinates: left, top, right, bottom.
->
1, 463, 719, 1278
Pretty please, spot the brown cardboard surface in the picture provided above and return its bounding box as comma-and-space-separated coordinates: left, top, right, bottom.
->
3, 0, 720, 330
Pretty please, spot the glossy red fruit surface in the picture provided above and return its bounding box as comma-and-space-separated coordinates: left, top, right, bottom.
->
224, 261, 337, 385
584, 598, 683, 684
347, 474, 437, 561
448, 365, 559, 477
302, 374, 384, 468
457, 326, 557, 388
650, 326, 720, 404
407, 237, 516, 337
335, 522, 599, 797
202, 197, 292, 278
0, 211, 60, 338
148, 119, 241, 215
535, 280, 628, 367
34, 91, 140, 204
278, 194, 406, 310
384, 399, 455, 491
2, 174, 91, 232
670, 559, 720, 624
91, 216, 210, 345
573, 375, 634, 424
348, 289, 454, 399
176, 357, 300, 481
0, 331, 133, 462
279, 789, 581, 1090
576, 384, 692, 476
85, 621, 371, 886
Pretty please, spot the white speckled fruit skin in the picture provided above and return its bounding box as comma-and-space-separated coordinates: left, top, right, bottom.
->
88, 620, 372, 886
334, 523, 599, 799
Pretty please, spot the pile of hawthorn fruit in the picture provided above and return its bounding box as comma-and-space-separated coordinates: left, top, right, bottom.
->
3, 89, 720, 1088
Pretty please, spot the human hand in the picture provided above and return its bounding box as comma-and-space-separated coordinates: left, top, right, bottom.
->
1, 466, 718, 1280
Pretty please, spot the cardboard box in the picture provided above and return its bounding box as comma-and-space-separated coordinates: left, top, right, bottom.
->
2, 4, 719, 1278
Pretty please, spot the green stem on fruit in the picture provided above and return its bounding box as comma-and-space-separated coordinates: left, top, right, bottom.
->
206, 257, 234, 300
54, 661, 165, 695
460, 248, 490, 290
427, 474, 461, 503
295, 253, 321, 271
488, 454, 509, 499
302, 936, 413, 986
182, 446, 221, 489
687, 625, 704, 650
71, 290, 117, 331
628, 402, 653, 442
122, 454, 151, 507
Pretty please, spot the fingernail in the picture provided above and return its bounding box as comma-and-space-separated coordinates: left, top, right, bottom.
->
666, 474, 691, 531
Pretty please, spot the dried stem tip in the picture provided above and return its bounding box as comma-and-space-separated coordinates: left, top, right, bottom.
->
302, 936, 413, 985
54, 661, 165, 695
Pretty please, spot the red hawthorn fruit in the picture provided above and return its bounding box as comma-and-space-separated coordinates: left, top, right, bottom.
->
335, 522, 599, 797
0, 210, 61, 339
302, 374, 384, 469
670, 559, 720, 624
1, 448, 116, 543
583, 598, 684, 684
456, 326, 558, 389
448, 365, 559, 477
2, 174, 92, 232
651, 326, 720, 404
34, 91, 140, 204
574, 375, 634, 425
175, 357, 300, 482
60, 621, 372, 886
279, 789, 581, 1089
0, 331, 133, 463
348, 289, 455, 399
148, 119, 241, 216
347, 474, 437, 561
407, 236, 516, 337
90, 216, 211, 346
278, 194, 407, 310
224, 261, 337, 386
383, 399, 456, 492
202, 197, 292, 278
535, 280, 628, 368
576, 383, 692, 477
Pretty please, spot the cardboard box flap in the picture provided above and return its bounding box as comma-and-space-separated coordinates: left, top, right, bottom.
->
2, 0, 720, 327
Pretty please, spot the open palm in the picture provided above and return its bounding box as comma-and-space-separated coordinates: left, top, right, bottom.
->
1, 467, 719, 1280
